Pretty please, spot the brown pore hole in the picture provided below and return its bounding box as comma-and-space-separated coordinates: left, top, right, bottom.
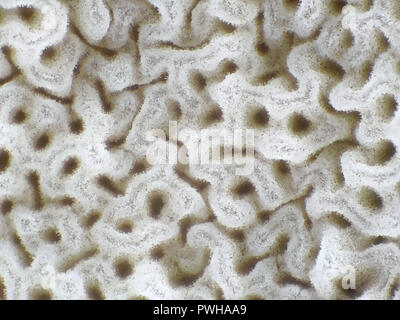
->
307, 246, 320, 265
249, 107, 269, 128
341, 30, 354, 50
0, 149, 11, 173
230, 229, 245, 242
276, 271, 312, 289
272, 160, 291, 185
256, 42, 269, 56
371, 235, 388, 246
253, 72, 278, 86
69, 118, 84, 134
220, 60, 238, 77
395, 2, 400, 20
329, 0, 347, 15
335, 266, 375, 299
152, 71, 169, 85
377, 94, 397, 121
95, 79, 113, 113
40, 46, 59, 66
358, 0, 373, 12
0, 277, 6, 300
105, 136, 126, 150
215, 286, 224, 300
33, 87, 72, 105
359, 61, 373, 86
257, 209, 274, 223
1, 46, 13, 62
167, 100, 182, 121
179, 216, 197, 244
190, 72, 207, 92
86, 283, 105, 300
387, 277, 400, 300
358, 186, 383, 211
12, 109, 27, 124
273, 160, 291, 176
61, 157, 79, 175
150, 246, 164, 260
116, 220, 133, 233
114, 258, 133, 279
231, 179, 255, 198
1, 199, 13, 215
59, 196, 75, 207
318, 58, 345, 82
43, 228, 61, 244
244, 294, 263, 300
41, 46, 58, 61
269, 233, 290, 255
299, 199, 313, 231
287, 113, 312, 136
334, 276, 357, 299
215, 20, 236, 34
128, 295, 149, 300
168, 266, 202, 288
326, 212, 352, 229
67, 22, 117, 59
167, 250, 210, 287
373, 140, 396, 164
18, 6, 39, 25
282, 0, 300, 11
129, 24, 140, 43
375, 30, 390, 53
396, 182, 400, 199
34, 132, 51, 151
281, 71, 299, 91
30, 288, 52, 300
12, 233, 33, 267
72, 58, 84, 77
0, 8, 5, 25
27, 171, 44, 211
83, 210, 101, 229
235, 256, 261, 275
97, 175, 124, 197
130, 159, 150, 175
184, 0, 201, 30
59, 247, 99, 272
148, 192, 165, 219
203, 105, 223, 126
174, 166, 210, 192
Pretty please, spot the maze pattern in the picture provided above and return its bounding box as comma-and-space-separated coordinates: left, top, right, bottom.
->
0, 0, 400, 299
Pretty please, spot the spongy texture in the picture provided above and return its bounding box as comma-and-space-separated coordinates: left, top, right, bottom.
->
0, 0, 400, 300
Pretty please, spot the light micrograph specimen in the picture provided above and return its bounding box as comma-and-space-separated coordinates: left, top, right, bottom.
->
0, 0, 400, 300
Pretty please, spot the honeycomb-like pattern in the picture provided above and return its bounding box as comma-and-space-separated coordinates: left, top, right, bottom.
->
0, 0, 400, 300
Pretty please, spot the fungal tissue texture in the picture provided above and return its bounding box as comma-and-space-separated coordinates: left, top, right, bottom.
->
0, 0, 400, 300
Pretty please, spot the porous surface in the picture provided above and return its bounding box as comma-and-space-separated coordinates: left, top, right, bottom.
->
0, 0, 400, 300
